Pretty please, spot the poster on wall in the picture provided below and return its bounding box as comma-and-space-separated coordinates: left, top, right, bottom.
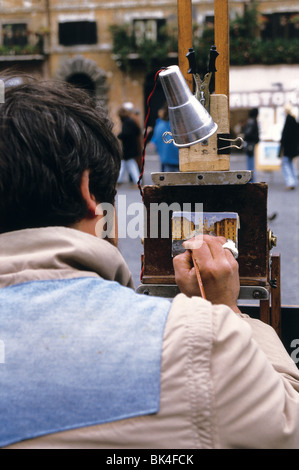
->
255, 141, 281, 171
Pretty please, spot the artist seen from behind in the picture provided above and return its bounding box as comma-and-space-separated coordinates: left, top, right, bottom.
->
0, 77, 298, 449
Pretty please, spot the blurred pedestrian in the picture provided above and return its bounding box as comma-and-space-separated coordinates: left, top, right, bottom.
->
117, 103, 141, 186
243, 108, 259, 182
278, 103, 299, 191
151, 103, 179, 172
123, 102, 143, 171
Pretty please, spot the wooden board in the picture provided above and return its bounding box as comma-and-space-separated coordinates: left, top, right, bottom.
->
141, 182, 269, 286
179, 94, 230, 171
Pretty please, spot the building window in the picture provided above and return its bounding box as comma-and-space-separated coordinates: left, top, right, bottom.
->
133, 19, 166, 46
58, 21, 97, 46
2, 23, 28, 47
260, 12, 299, 40
204, 15, 215, 27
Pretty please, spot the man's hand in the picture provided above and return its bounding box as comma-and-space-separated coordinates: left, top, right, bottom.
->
173, 235, 241, 314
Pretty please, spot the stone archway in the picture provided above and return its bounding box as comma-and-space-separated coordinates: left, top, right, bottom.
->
55, 55, 109, 108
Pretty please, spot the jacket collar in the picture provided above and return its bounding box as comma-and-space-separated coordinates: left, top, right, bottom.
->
0, 226, 134, 289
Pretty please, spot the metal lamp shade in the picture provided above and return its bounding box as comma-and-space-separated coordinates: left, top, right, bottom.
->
159, 65, 218, 148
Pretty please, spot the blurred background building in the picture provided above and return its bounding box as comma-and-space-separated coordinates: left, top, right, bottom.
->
0, 0, 299, 137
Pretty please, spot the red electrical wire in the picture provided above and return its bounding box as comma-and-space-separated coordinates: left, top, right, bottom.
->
137, 67, 166, 200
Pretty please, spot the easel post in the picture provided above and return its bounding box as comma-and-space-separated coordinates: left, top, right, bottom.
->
271, 253, 281, 336
214, 0, 230, 100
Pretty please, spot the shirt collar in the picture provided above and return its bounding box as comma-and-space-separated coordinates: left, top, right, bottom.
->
0, 226, 134, 289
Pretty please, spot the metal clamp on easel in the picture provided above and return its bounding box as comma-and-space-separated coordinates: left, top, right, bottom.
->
217, 135, 244, 152
186, 45, 219, 113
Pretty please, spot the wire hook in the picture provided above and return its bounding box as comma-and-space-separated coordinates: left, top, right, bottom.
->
162, 131, 174, 144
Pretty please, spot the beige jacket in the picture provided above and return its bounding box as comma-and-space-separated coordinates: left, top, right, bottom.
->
1, 227, 299, 449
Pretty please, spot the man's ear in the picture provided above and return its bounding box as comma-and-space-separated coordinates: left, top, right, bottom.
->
80, 170, 97, 217
76, 170, 118, 246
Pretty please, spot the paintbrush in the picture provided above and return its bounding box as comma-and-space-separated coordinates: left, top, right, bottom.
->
191, 252, 206, 299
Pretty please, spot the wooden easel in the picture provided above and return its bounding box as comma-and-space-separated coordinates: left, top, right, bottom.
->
138, 0, 281, 337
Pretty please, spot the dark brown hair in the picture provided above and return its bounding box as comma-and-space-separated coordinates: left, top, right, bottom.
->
0, 75, 121, 233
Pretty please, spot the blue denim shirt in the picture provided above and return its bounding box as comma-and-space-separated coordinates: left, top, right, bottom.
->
0, 277, 170, 447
